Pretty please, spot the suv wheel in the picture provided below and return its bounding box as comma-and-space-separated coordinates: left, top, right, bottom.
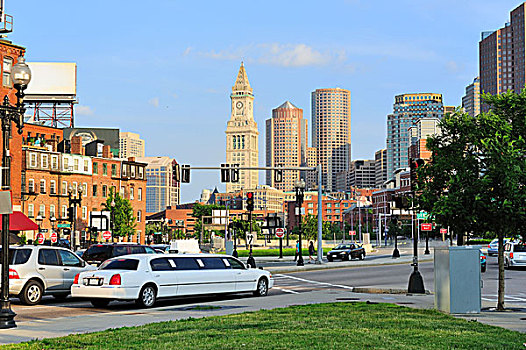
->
136, 285, 156, 308
20, 280, 43, 305
359, 253, 365, 260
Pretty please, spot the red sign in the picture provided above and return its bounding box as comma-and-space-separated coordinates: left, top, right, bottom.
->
421, 223, 433, 231
102, 231, 112, 240
440, 228, 447, 234
349, 230, 356, 236
50, 232, 58, 244
36, 233, 44, 244
275, 228, 285, 238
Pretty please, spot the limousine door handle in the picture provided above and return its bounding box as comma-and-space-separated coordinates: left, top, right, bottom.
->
154, 274, 160, 277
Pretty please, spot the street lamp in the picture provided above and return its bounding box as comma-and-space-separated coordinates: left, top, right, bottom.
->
68, 185, 83, 250
35, 215, 43, 232
295, 179, 306, 267
0, 55, 31, 329
110, 199, 115, 243
50, 216, 56, 244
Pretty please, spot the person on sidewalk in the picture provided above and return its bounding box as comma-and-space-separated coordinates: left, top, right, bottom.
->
294, 240, 299, 261
308, 241, 315, 263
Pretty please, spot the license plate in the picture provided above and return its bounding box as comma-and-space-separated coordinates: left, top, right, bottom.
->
86, 278, 102, 286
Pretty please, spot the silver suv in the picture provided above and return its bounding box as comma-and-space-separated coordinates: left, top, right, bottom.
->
1, 245, 96, 305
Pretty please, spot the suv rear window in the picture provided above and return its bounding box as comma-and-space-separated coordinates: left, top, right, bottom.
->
514, 244, 526, 252
0, 248, 32, 265
82, 245, 112, 261
100, 258, 139, 270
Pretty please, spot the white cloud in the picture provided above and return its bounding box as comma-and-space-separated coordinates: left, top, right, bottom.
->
148, 97, 160, 108
76, 105, 94, 116
172, 92, 178, 99
183, 47, 192, 56
445, 60, 464, 74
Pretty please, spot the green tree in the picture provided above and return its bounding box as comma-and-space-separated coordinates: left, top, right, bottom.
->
417, 92, 526, 311
301, 214, 331, 242
104, 187, 136, 240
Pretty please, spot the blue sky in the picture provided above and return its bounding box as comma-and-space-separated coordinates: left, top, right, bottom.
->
7, 0, 523, 202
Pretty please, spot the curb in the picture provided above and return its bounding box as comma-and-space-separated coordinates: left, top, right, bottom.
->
351, 287, 432, 295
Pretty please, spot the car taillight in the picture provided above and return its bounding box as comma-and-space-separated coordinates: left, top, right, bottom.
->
73, 273, 80, 285
109, 274, 121, 285
488, 245, 491, 248
510, 252, 514, 259
8, 269, 19, 279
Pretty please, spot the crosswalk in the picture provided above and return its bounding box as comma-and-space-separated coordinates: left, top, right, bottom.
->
272, 274, 354, 294
481, 293, 526, 305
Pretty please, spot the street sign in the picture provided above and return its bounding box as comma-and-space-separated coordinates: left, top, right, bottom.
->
246, 233, 255, 245
102, 231, 112, 240
417, 212, 430, 220
349, 230, 356, 236
275, 228, 285, 238
50, 232, 58, 244
440, 228, 447, 234
36, 233, 44, 244
57, 223, 70, 228
421, 223, 433, 231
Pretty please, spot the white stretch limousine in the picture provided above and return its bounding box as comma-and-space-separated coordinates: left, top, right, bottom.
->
71, 254, 273, 308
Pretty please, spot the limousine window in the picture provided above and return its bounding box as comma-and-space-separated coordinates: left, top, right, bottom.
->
150, 258, 173, 271
226, 257, 245, 270
172, 257, 200, 270
100, 258, 139, 270
200, 257, 227, 269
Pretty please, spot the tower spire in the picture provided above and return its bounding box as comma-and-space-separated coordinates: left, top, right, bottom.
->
232, 62, 252, 94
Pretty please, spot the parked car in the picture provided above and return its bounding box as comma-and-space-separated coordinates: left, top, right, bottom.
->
480, 252, 487, 273
150, 244, 170, 254
326, 243, 365, 262
487, 238, 511, 256
57, 238, 71, 249
0, 245, 96, 305
75, 249, 86, 258
504, 241, 526, 269
81, 243, 157, 266
71, 254, 273, 308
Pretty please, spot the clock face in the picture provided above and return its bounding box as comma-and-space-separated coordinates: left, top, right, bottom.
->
236, 101, 243, 109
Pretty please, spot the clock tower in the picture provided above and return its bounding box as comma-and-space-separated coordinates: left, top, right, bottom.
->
226, 63, 259, 193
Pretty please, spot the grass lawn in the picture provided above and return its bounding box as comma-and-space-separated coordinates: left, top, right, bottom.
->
225, 248, 330, 257
5, 302, 526, 349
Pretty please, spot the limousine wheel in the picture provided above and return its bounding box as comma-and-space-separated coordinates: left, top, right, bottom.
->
254, 278, 268, 297
136, 285, 157, 308
91, 299, 110, 308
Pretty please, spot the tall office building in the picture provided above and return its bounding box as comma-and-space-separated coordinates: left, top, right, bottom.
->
306, 146, 318, 189
136, 156, 180, 214
386, 93, 444, 179
311, 88, 351, 192
374, 149, 387, 188
480, 3, 526, 107
265, 101, 307, 192
408, 118, 441, 161
335, 160, 376, 191
225, 63, 259, 192
462, 77, 481, 117
119, 132, 145, 158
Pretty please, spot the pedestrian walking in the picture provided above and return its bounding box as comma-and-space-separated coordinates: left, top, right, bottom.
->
308, 241, 315, 263
294, 240, 299, 261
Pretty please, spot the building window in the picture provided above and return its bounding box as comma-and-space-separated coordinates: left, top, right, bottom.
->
2, 57, 13, 87
131, 166, 136, 178
29, 153, 37, 168
28, 179, 35, 193
82, 206, 87, 220
120, 186, 125, 196
102, 185, 107, 197
51, 155, 58, 169
122, 164, 127, 177
63, 157, 69, 170
41, 155, 49, 169
28, 204, 34, 218
138, 188, 142, 201
82, 183, 88, 196
130, 187, 134, 200
138, 166, 143, 179
72, 182, 77, 195
62, 181, 67, 195
50, 205, 56, 219
84, 159, 89, 172
39, 204, 45, 217
103, 163, 108, 176
93, 162, 98, 175
62, 205, 67, 219
74, 158, 79, 171
40, 179, 46, 194
137, 210, 142, 222
93, 184, 98, 197
50, 180, 56, 195
111, 164, 117, 176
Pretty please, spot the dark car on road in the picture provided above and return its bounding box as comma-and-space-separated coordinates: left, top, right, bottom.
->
81, 243, 157, 266
327, 243, 365, 262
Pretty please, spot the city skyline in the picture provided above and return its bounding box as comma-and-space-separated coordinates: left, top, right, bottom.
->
6, 0, 523, 202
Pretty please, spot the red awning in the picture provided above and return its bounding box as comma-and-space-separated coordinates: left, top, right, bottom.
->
0, 211, 38, 231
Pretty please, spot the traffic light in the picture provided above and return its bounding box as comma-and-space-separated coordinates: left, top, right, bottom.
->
67, 207, 74, 222
231, 164, 239, 183
410, 158, 425, 192
274, 165, 283, 183
246, 192, 254, 212
172, 163, 180, 183
181, 165, 191, 183
221, 163, 230, 182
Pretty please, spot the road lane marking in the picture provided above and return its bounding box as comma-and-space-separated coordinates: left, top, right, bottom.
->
275, 274, 354, 290
273, 287, 300, 294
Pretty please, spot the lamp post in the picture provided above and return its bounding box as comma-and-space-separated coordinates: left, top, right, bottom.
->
36, 215, 43, 237
50, 216, 56, 245
0, 56, 31, 329
68, 185, 83, 250
110, 199, 115, 243
295, 179, 305, 267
